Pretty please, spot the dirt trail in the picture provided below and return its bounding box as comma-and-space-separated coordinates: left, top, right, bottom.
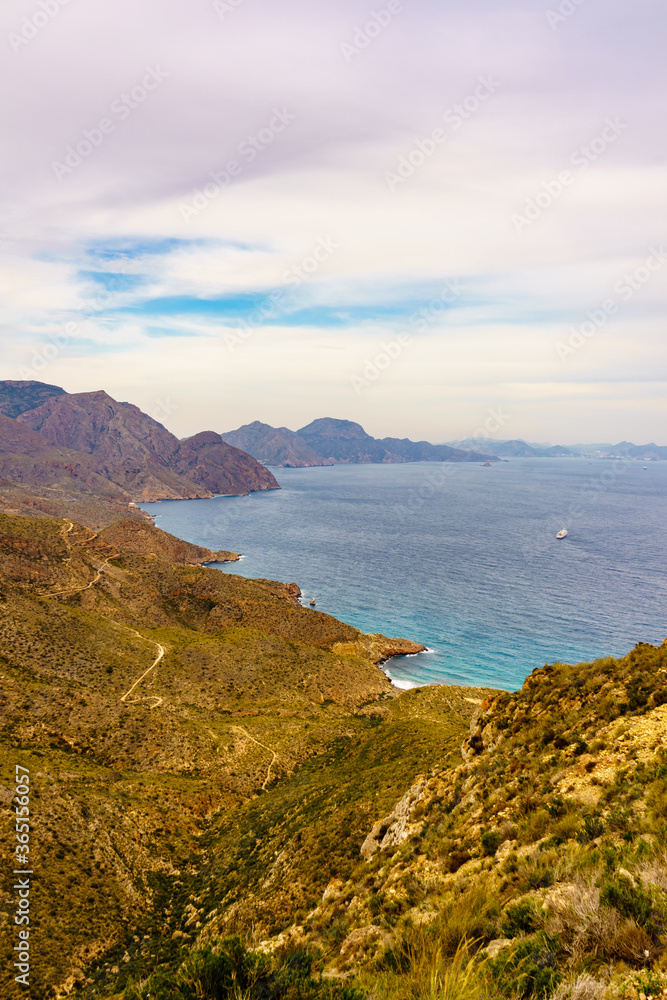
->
119, 632, 165, 710
231, 726, 278, 790
41, 518, 165, 710
41, 519, 107, 597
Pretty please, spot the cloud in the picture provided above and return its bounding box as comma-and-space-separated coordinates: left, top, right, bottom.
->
1, 0, 666, 441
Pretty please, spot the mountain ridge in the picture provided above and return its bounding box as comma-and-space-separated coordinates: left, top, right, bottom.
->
0, 382, 280, 525
223, 417, 497, 467
222, 420, 335, 468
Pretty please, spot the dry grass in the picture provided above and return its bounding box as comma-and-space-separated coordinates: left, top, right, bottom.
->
362, 940, 490, 1000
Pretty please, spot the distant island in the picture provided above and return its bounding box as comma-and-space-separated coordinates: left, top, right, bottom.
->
448, 437, 667, 461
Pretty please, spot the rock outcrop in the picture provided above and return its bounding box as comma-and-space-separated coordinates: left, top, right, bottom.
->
332, 633, 426, 665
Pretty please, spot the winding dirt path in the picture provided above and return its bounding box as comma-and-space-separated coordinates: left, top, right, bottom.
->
41, 519, 106, 597
41, 518, 165, 710
119, 633, 165, 710
231, 726, 278, 790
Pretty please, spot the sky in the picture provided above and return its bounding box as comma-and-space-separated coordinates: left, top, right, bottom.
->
1, 0, 666, 444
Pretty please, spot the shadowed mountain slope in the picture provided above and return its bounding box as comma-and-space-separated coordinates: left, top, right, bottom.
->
0, 379, 66, 418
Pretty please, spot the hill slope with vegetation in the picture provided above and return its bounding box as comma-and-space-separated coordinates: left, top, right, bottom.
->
1, 489, 666, 1000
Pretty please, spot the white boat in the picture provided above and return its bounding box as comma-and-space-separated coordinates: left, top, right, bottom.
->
556, 529, 568, 539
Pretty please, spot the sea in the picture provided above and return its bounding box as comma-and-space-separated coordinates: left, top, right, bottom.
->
139, 458, 667, 692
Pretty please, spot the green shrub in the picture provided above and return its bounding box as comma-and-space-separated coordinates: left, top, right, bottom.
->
481, 830, 503, 857
501, 901, 537, 938
123, 938, 365, 1000
576, 815, 605, 843
599, 874, 663, 939
491, 933, 562, 1000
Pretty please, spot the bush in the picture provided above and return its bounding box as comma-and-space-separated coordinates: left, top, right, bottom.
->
481, 830, 503, 857
491, 932, 562, 1000
123, 938, 365, 1000
501, 901, 537, 938
576, 815, 605, 843
599, 874, 663, 940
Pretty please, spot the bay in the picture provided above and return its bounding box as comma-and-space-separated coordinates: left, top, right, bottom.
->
140, 458, 667, 691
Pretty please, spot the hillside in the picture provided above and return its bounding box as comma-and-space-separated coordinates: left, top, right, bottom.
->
222, 421, 335, 468
0, 509, 432, 999
89, 637, 667, 1000
1, 498, 666, 1000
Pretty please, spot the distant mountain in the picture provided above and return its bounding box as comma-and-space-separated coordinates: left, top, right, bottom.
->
0, 382, 279, 520
222, 417, 495, 466
222, 420, 335, 467
452, 437, 575, 458
568, 441, 667, 460
0, 378, 66, 418
614, 441, 667, 461
295, 418, 496, 464
15, 388, 279, 500
0, 411, 130, 501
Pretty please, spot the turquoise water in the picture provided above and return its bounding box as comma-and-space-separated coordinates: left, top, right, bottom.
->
140, 459, 667, 691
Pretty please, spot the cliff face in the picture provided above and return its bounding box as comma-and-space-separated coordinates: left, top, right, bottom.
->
9, 385, 279, 501
222, 421, 335, 468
